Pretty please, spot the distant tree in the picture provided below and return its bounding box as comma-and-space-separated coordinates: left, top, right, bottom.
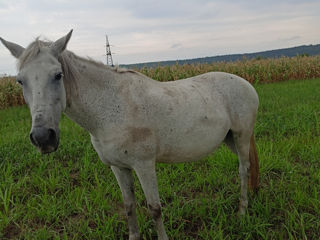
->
297, 53, 310, 57
255, 56, 265, 60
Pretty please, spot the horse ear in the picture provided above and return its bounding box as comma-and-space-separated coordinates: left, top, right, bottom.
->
50, 29, 73, 57
0, 37, 25, 59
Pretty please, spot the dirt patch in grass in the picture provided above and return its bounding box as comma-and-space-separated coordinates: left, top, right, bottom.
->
3, 222, 21, 239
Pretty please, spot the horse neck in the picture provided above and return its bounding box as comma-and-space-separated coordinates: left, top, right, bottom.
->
62, 54, 124, 133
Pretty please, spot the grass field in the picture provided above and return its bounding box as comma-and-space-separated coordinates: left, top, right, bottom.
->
0, 78, 320, 239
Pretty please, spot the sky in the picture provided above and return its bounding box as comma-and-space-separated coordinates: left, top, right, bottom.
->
0, 0, 320, 75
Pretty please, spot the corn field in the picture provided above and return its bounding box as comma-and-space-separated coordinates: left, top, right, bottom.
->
0, 76, 25, 109
1, 55, 320, 109
138, 55, 320, 83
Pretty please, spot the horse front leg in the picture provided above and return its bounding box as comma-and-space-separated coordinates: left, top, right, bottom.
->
111, 166, 140, 240
134, 160, 168, 240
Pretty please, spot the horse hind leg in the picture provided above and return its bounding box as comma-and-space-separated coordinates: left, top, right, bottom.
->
233, 131, 252, 214
224, 130, 259, 191
224, 130, 249, 213
224, 128, 255, 215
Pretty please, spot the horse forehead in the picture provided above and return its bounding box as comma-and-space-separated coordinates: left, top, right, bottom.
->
22, 55, 60, 78
23, 49, 59, 68
35, 51, 59, 67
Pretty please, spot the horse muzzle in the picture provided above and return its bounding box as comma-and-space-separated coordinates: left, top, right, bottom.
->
29, 127, 59, 154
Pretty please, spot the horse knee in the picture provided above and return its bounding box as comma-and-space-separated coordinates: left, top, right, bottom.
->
239, 165, 249, 177
239, 159, 250, 175
148, 203, 162, 220
124, 203, 134, 217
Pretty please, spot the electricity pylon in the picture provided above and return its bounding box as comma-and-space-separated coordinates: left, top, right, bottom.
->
105, 35, 114, 66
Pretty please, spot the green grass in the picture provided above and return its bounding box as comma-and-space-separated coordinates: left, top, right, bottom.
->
0, 78, 320, 239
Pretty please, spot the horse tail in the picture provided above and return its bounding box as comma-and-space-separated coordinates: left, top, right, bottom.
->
249, 133, 259, 191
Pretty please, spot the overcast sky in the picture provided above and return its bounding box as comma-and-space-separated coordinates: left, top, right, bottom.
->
0, 0, 320, 75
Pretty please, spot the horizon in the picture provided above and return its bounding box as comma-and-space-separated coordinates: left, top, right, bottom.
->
1, 0, 320, 75
123, 42, 320, 66
0, 43, 319, 77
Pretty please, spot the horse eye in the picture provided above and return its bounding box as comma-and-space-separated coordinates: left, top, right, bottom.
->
16, 79, 23, 86
55, 72, 63, 80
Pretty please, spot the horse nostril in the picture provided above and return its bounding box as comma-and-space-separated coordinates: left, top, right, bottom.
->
48, 128, 56, 142
29, 127, 59, 153
30, 132, 38, 146
30, 127, 57, 147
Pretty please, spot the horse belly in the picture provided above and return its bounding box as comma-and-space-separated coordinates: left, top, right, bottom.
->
156, 124, 229, 163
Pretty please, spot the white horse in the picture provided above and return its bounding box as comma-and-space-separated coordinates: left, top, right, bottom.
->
1, 30, 259, 240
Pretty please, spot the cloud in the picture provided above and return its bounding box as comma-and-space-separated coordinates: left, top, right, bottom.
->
0, 0, 320, 74
171, 43, 182, 49
278, 36, 302, 42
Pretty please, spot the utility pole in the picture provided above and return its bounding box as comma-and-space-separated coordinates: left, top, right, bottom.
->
105, 35, 114, 66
